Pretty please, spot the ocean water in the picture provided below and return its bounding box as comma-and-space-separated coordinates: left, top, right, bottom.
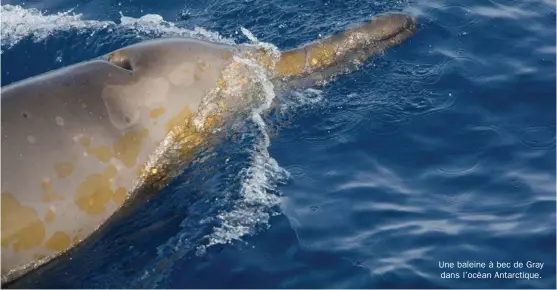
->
1, 0, 555, 288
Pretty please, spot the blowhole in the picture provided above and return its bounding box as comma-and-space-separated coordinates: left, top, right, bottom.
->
107, 53, 134, 72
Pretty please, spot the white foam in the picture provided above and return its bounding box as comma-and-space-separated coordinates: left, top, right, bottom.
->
279, 88, 325, 113
240, 26, 280, 60
202, 55, 290, 248
0, 4, 234, 50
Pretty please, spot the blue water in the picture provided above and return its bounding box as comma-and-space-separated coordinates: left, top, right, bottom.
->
1, 0, 555, 288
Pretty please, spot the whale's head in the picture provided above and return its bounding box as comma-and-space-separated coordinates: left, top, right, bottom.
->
357, 13, 417, 48
325, 12, 418, 60
272, 13, 417, 80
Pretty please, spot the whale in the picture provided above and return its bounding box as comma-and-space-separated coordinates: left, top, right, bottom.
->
1, 13, 417, 286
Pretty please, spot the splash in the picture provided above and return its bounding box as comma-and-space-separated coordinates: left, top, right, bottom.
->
201, 55, 290, 249
279, 88, 325, 113
0, 4, 234, 50
240, 26, 280, 59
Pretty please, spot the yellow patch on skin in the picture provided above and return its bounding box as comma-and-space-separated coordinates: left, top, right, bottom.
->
44, 209, 55, 223
1, 192, 46, 251
140, 111, 224, 192
274, 50, 307, 78
104, 165, 118, 179
45, 231, 70, 251
86, 146, 113, 163
54, 162, 74, 178
165, 107, 194, 134
203, 115, 223, 129
41, 179, 64, 202
113, 129, 149, 168
193, 74, 201, 81
216, 101, 228, 111
306, 43, 336, 70
149, 108, 166, 119
78, 136, 91, 147
253, 49, 275, 71
74, 174, 114, 215
217, 79, 227, 89
112, 187, 127, 206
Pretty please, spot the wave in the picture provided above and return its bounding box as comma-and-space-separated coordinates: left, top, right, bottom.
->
0, 4, 234, 52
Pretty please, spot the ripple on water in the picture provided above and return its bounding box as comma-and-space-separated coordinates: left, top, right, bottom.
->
436, 154, 485, 177
360, 106, 409, 136
400, 90, 457, 117
391, 59, 449, 85
283, 164, 314, 184
299, 108, 365, 146
431, 3, 482, 28
516, 125, 556, 150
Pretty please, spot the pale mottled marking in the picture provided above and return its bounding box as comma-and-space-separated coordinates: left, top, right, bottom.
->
101, 87, 141, 131
169, 62, 195, 86
142, 78, 170, 107
55, 116, 65, 127
27, 135, 36, 144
